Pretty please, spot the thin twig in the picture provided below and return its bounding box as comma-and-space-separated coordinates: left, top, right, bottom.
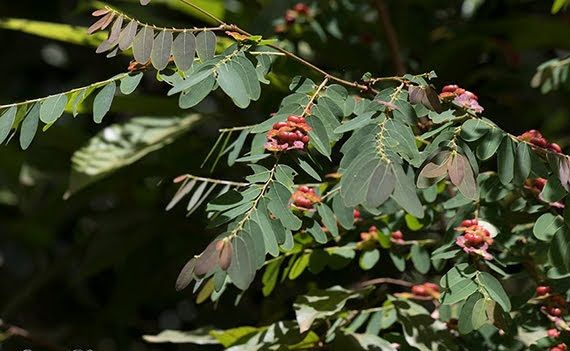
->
372, 0, 406, 75
173, 0, 378, 93
218, 125, 254, 133
177, 0, 227, 25
359, 277, 413, 288
0, 320, 66, 351
104, 6, 228, 33
177, 174, 249, 187
302, 77, 330, 117
0, 73, 129, 109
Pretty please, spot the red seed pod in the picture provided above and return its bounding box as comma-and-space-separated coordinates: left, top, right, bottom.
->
463, 233, 476, 244
293, 2, 310, 15
411, 285, 428, 296
463, 90, 478, 100
548, 329, 561, 338
425, 282, 440, 292
481, 229, 491, 237
288, 115, 302, 123
534, 178, 547, 189
302, 135, 310, 143
284, 10, 296, 24
442, 84, 459, 93
294, 197, 313, 209
454, 88, 466, 95
360, 232, 372, 241
536, 285, 551, 296
369, 226, 378, 233
461, 219, 478, 227
550, 143, 563, 153
550, 307, 563, 317
353, 209, 361, 219
298, 186, 310, 193
471, 235, 484, 246
273, 122, 288, 129
285, 132, 298, 142
391, 230, 403, 241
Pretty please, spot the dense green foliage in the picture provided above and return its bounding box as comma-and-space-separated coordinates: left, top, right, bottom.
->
1, 0, 570, 350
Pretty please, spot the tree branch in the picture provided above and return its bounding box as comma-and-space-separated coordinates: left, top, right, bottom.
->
0, 320, 66, 351
372, 0, 406, 76
174, 0, 377, 93
359, 277, 413, 288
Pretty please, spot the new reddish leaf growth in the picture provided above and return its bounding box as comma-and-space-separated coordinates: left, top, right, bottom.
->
455, 219, 494, 260
265, 115, 311, 152
291, 185, 321, 210
439, 84, 484, 113
411, 282, 440, 299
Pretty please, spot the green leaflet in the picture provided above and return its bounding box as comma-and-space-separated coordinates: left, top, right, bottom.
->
93, 82, 116, 123
460, 119, 491, 142
150, 30, 174, 71
458, 293, 482, 334
0, 106, 17, 144
334, 111, 376, 134
195, 31, 216, 61
295, 157, 322, 181
497, 137, 515, 185
384, 118, 422, 166
244, 221, 266, 268
262, 257, 283, 296
178, 74, 216, 109
332, 193, 354, 230
267, 182, 302, 231
119, 73, 144, 95
317, 203, 338, 237
307, 219, 328, 244
227, 236, 255, 290
391, 163, 425, 218
289, 252, 311, 280
217, 60, 250, 108
252, 200, 280, 257
19, 103, 40, 149
540, 175, 567, 202
172, 31, 196, 71
359, 249, 380, 270
476, 128, 505, 160
549, 228, 570, 274
478, 272, 511, 312
169, 65, 214, 96
133, 26, 154, 63
440, 278, 478, 305
513, 142, 531, 185
40, 94, 67, 124
340, 152, 396, 209
294, 286, 364, 333
533, 213, 566, 241
307, 115, 331, 159
234, 55, 261, 101
411, 244, 430, 274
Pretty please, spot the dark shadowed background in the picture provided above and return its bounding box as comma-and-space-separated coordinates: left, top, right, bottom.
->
0, 0, 568, 350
